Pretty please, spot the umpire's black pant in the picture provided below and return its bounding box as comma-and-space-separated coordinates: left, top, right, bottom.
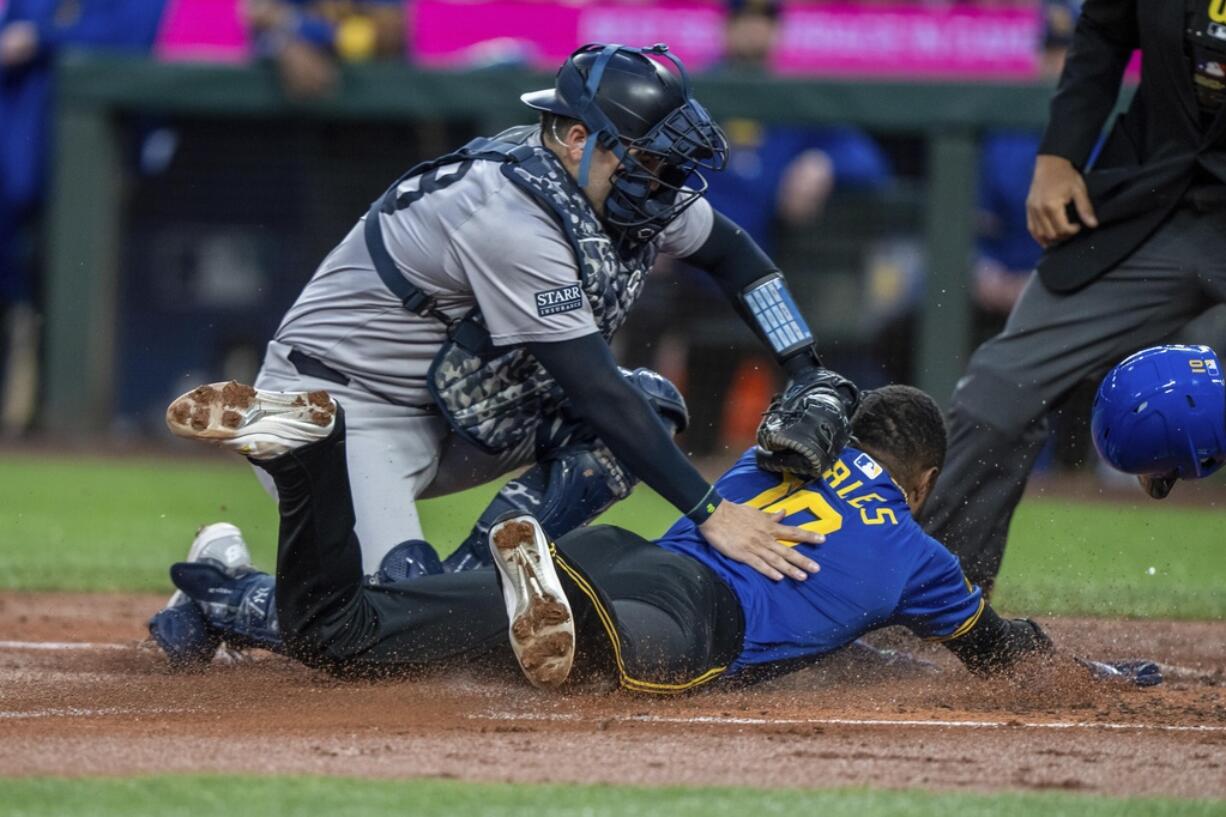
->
260, 413, 743, 690
919, 203, 1226, 588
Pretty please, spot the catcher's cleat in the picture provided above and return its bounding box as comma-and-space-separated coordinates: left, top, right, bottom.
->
488, 513, 575, 689
165, 381, 336, 460
147, 603, 218, 671
171, 562, 280, 651
147, 523, 253, 670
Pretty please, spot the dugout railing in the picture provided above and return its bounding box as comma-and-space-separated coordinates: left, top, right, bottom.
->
44, 53, 1058, 432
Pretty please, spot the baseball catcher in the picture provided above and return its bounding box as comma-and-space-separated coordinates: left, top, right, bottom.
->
150, 42, 863, 661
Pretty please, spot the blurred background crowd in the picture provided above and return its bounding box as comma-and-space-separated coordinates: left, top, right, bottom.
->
4, 0, 1198, 483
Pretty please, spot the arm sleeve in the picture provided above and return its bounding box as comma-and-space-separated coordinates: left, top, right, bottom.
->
527, 334, 713, 514
1037, 0, 1140, 168
682, 209, 780, 297
894, 534, 1054, 675
684, 210, 823, 373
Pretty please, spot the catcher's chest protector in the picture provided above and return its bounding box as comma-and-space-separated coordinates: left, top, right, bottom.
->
368, 130, 656, 453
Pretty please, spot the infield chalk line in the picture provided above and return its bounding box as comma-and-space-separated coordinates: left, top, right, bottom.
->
0, 640, 128, 651
0, 706, 196, 720
473, 711, 1226, 734
2, 640, 1219, 735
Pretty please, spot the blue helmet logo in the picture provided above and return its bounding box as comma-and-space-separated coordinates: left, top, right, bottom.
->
1091, 345, 1226, 479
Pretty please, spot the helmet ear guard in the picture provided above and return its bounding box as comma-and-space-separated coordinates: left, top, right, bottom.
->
1091, 345, 1226, 480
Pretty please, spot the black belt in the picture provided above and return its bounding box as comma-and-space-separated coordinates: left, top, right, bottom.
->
288, 349, 350, 386
287, 348, 439, 413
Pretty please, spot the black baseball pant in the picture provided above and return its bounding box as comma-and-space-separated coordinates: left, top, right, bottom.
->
259, 410, 743, 691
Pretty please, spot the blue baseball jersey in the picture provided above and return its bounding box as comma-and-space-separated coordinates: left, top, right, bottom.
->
655, 448, 984, 674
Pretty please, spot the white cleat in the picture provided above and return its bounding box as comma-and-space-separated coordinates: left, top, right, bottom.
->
164, 522, 253, 610
488, 514, 575, 689
165, 381, 336, 460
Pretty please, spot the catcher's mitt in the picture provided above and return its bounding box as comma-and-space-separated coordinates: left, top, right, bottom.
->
755, 370, 860, 479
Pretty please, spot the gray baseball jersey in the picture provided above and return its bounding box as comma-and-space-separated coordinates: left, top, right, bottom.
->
273, 128, 714, 407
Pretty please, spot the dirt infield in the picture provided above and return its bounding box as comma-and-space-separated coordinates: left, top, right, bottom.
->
1, 591, 1223, 798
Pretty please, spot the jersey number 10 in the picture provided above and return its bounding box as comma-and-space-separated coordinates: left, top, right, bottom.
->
744, 475, 844, 540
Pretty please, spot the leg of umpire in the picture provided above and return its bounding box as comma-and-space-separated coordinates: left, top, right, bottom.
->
920, 215, 1210, 589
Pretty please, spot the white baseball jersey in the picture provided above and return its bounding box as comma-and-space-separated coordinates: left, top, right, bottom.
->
272, 129, 714, 407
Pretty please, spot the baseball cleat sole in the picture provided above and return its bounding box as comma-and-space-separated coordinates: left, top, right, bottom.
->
489, 514, 575, 689
165, 381, 336, 459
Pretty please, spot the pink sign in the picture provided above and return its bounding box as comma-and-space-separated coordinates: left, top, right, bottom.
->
775, 4, 1041, 78
155, 0, 251, 63
412, 0, 725, 71
412, 0, 1044, 80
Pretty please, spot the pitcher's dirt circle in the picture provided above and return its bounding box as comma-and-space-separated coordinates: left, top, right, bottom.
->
1, 592, 1223, 797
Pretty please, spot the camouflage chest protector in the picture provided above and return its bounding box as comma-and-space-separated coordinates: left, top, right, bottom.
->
364, 131, 656, 454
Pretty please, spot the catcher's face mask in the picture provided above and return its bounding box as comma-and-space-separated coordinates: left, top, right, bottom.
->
602, 94, 728, 243
523, 43, 729, 244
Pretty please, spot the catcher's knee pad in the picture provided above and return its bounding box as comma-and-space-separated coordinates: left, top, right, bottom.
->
448, 369, 681, 574
536, 367, 688, 455
371, 539, 444, 584
535, 445, 633, 533
620, 366, 688, 433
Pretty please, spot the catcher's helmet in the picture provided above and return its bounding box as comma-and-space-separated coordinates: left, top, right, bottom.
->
1091, 345, 1226, 479
522, 43, 728, 243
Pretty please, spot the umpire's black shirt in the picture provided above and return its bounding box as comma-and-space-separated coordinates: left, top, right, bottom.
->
1037, 0, 1226, 293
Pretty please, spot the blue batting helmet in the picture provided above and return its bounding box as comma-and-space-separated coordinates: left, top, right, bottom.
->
522, 43, 728, 243
1091, 345, 1226, 479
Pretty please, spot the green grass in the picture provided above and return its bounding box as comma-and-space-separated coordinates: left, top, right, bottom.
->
0, 777, 1221, 817
0, 454, 671, 594
997, 499, 1226, 618
1, 454, 1222, 618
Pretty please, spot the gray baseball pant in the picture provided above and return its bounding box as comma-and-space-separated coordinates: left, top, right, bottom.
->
919, 204, 1226, 587
253, 340, 538, 573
